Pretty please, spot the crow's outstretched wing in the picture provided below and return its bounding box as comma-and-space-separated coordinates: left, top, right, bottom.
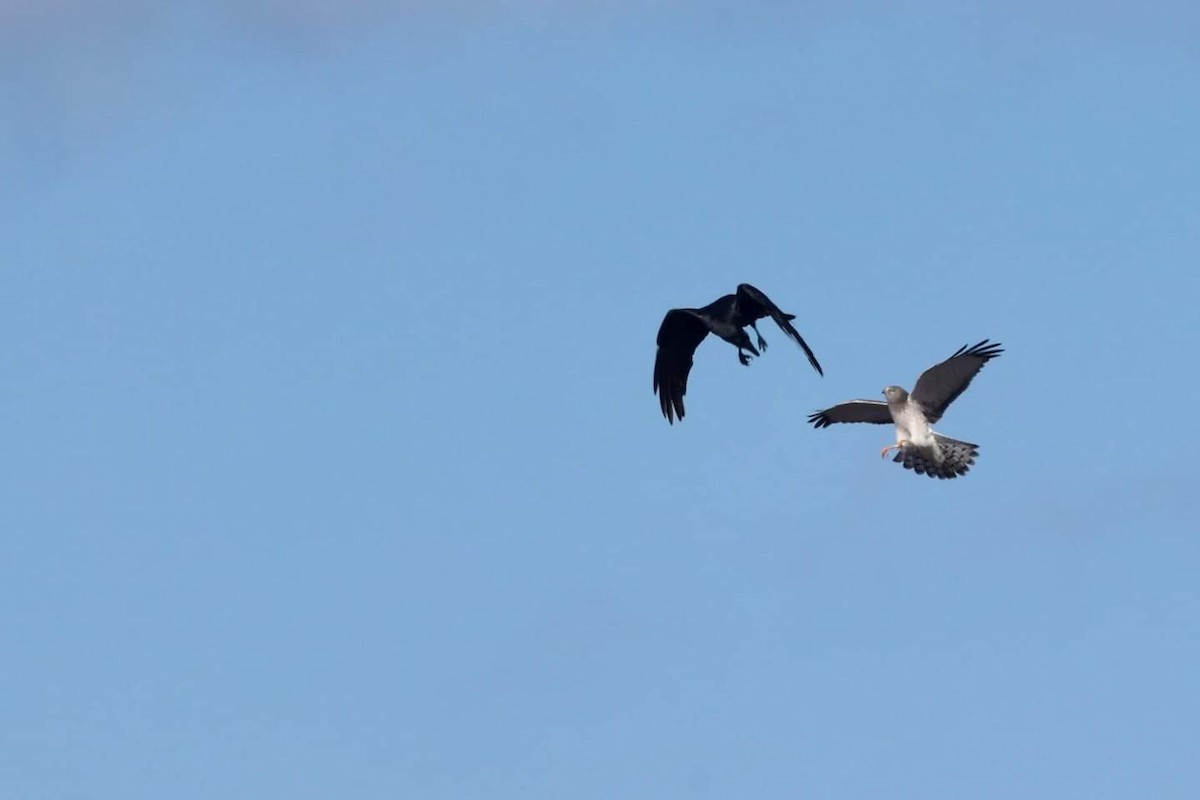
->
735, 283, 823, 376
653, 309, 712, 424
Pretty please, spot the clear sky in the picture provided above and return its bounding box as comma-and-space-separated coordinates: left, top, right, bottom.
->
3, 3, 1199, 798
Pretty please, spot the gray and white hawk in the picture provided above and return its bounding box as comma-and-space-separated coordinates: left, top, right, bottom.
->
808, 340, 1003, 479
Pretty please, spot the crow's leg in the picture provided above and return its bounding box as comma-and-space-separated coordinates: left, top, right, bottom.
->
750, 321, 768, 351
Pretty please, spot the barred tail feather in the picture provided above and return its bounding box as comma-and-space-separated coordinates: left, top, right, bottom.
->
892, 434, 980, 480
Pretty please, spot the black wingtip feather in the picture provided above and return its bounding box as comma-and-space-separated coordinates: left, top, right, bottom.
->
959, 339, 1004, 360
778, 320, 823, 377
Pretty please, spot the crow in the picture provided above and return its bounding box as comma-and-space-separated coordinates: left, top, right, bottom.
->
653, 283, 823, 424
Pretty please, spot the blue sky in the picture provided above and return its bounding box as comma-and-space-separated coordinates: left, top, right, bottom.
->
3, 3, 1199, 798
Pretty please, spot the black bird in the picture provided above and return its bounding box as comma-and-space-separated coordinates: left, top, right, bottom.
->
653, 283, 823, 424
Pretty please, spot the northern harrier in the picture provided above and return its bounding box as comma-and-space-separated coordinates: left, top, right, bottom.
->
808, 340, 1003, 479
653, 283, 823, 424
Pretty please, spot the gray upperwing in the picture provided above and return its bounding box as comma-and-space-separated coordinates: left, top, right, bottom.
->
807, 400, 892, 429
910, 340, 1003, 422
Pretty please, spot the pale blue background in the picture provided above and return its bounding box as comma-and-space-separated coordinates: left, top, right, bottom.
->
3, 3, 1199, 798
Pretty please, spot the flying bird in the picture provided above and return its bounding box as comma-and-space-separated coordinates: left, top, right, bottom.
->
653, 283, 823, 424
807, 340, 1003, 479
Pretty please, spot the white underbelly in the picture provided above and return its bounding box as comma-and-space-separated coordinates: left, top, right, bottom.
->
895, 405, 933, 447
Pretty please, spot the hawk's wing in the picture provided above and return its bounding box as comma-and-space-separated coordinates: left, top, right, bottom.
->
653, 309, 712, 424
909, 340, 1003, 423
735, 283, 823, 376
807, 400, 892, 428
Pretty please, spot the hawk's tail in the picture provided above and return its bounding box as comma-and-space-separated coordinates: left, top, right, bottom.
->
892, 434, 980, 480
